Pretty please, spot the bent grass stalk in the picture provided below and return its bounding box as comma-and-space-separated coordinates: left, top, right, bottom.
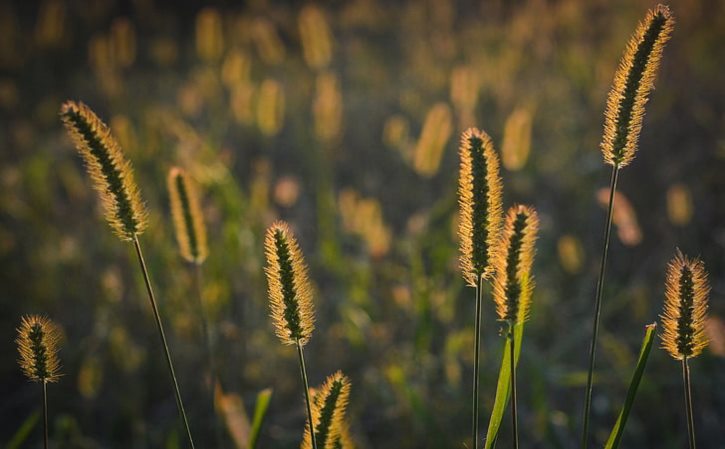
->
264, 221, 317, 449
582, 5, 674, 447
60, 101, 195, 448
16, 315, 62, 449
659, 250, 709, 449
457, 128, 503, 449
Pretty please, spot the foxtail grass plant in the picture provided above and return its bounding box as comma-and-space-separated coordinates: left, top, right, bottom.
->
581, 5, 674, 448
167, 166, 219, 444
457, 128, 503, 449
60, 101, 195, 449
492, 205, 539, 449
301, 371, 351, 449
16, 315, 62, 449
659, 250, 709, 449
264, 221, 318, 449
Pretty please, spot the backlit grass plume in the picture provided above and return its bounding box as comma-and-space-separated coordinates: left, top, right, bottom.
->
264, 220, 318, 449
660, 250, 709, 449
60, 100, 147, 240
17, 315, 61, 384
458, 127, 503, 449
61, 101, 195, 448
660, 250, 709, 360
302, 371, 351, 449
16, 315, 62, 449
458, 127, 503, 286
492, 205, 539, 449
582, 7, 674, 447
601, 4, 674, 168
264, 221, 315, 346
168, 167, 208, 264
492, 205, 539, 324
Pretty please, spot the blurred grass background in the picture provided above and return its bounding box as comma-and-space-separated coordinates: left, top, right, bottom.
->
0, 0, 723, 448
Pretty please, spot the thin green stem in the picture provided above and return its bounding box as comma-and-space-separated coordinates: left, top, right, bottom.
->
581, 165, 619, 449
42, 381, 48, 449
682, 357, 696, 449
509, 322, 519, 449
296, 340, 318, 449
472, 274, 484, 449
133, 235, 195, 449
193, 263, 221, 448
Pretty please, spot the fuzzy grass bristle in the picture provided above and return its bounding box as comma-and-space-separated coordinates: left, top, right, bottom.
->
16, 315, 62, 383
168, 167, 208, 264
458, 127, 503, 286
601, 4, 674, 168
60, 100, 147, 240
302, 371, 351, 449
264, 221, 315, 346
660, 250, 709, 360
492, 205, 539, 323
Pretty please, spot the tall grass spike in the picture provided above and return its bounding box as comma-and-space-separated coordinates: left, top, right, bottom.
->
60, 100, 147, 240
601, 4, 674, 167
168, 167, 208, 264
264, 221, 315, 346
458, 128, 503, 286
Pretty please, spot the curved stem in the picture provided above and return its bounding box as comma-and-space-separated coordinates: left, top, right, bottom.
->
297, 340, 318, 449
509, 322, 519, 449
472, 274, 484, 449
581, 165, 619, 449
682, 357, 696, 449
42, 381, 48, 449
133, 235, 195, 449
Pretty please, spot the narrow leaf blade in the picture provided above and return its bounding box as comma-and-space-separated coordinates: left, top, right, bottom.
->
248, 388, 273, 449
483, 321, 525, 449
604, 323, 657, 449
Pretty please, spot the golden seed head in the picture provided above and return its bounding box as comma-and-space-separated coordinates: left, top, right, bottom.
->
264, 221, 315, 346
302, 371, 351, 449
168, 167, 208, 264
601, 4, 674, 168
60, 100, 148, 240
16, 315, 62, 383
660, 250, 709, 360
492, 205, 539, 323
458, 127, 504, 286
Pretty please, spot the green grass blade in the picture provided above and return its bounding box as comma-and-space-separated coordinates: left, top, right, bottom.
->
604, 323, 657, 449
6, 411, 40, 449
248, 388, 273, 449
483, 321, 524, 449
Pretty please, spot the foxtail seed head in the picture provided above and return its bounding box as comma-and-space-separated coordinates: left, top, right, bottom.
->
601, 4, 674, 168
458, 128, 503, 286
302, 371, 351, 449
168, 167, 208, 264
60, 100, 147, 240
264, 221, 315, 346
660, 250, 709, 360
16, 315, 62, 383
492, 205, 539, 324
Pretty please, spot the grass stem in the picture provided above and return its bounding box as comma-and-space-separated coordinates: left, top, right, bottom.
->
42, 381, 48, 449
296, 340, 318, 449
472, 274, 484, 449
133, 235, 195, 449
581, 165, 619, 448
682, 357, 696, 449
509, 322, 519, 449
